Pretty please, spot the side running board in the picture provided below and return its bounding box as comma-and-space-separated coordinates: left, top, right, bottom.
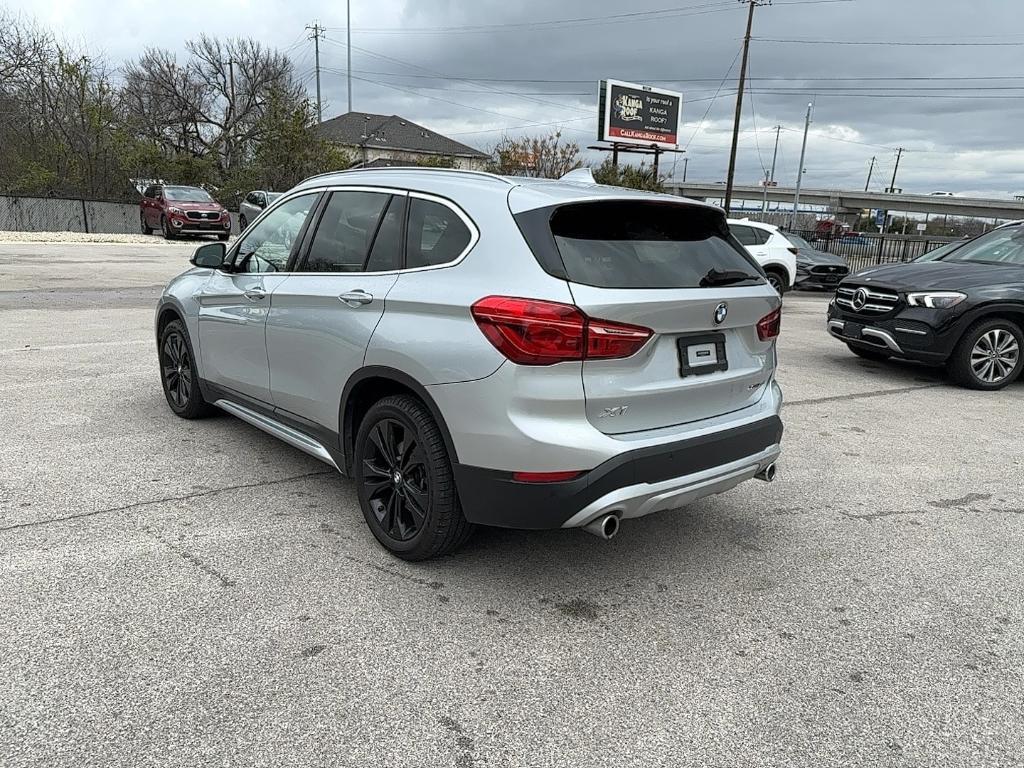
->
213, 399, 340, 471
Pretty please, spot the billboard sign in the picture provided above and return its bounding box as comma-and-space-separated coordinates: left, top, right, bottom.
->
599, 79, 682, 149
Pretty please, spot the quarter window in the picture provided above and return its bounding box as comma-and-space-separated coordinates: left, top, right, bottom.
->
234, 193, 317, 273
302, 191, 390, 273
406, 197, 472, 269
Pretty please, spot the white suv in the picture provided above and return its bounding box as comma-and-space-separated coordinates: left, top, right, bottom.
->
728, 219, 798, 294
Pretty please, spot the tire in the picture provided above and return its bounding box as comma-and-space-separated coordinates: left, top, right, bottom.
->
140, 211, 153, 235
354, 394, 473, 560
161, 215, 176, 240
847, 344, 890, 362
766, 269, 788, 295
947, 318, 1024, 391
158, 319, 214, 419
239, 214, 248, 231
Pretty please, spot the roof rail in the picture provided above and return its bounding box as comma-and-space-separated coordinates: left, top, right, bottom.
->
299, 166, 514, 187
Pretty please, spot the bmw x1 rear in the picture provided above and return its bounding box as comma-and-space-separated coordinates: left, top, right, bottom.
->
155, 168, 784, 560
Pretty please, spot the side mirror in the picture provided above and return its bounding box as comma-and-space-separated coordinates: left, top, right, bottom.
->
191, 241, 226, 269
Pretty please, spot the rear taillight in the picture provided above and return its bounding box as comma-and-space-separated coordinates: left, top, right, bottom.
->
787, 247, 799, 255
757, 307, 782, 341
470, 296, 652, 365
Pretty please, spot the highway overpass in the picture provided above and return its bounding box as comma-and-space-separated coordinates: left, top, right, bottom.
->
665, 182, 1024, 220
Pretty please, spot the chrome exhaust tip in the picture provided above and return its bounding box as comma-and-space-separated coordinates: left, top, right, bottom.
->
583, 513, 620, 540
755, 463, 777, 483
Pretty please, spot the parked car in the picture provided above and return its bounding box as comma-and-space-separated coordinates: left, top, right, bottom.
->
783, 232, 850, 289
141, 185, 231, 241
929, 191, 956, 197
727, 219, 798, 294
239, 190, 282, 231
840, 232, 869, 246
155, 168, 784, 559
828, 221, 1024, 390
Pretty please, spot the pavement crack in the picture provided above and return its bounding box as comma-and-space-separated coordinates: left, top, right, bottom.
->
787, 383, 941, 407
840, 509, 927, 522
0, 470, 334, 534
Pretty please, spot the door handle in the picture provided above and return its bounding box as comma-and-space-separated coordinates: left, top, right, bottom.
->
339, 290, 373, 307
243, 288, 266, 301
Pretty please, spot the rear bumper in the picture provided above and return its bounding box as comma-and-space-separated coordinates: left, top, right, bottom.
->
453, 415, 783, 530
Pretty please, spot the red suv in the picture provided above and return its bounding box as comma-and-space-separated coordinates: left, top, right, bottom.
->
140, 185, 231, 241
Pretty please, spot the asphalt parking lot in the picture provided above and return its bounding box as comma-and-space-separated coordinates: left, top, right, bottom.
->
1, 242, 1021, 768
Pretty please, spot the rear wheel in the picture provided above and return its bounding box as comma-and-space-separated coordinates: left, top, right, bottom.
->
140, 211, 153, 235
354, 394, 472, 560
765, 269, 788, 295
847, 344, 890, 362
161, 215, 176, 240
159, 319, 213, 418
948, 318, 1023, 391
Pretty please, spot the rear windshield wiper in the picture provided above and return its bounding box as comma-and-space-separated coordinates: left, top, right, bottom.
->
700, 269, 759, 287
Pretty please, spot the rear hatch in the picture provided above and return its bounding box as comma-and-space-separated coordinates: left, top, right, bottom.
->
514, 197, 780, 435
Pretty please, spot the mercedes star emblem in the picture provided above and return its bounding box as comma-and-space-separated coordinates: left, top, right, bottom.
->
852, 288, 869, 311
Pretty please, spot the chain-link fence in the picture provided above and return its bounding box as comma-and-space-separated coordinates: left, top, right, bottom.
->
0, 194, 142, 234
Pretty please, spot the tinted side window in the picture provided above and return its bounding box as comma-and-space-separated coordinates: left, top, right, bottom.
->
143, 185, 155, 199
365, 196, 406, 272
302, 191, 390, 273
406, 198, 472, 269
245, 192, 257, 205
235, 193, 317, 273
750, 227, 771, 245
730, 225, 757, 246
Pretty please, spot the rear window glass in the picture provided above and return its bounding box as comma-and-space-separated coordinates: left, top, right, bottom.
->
520, 201, 764, 289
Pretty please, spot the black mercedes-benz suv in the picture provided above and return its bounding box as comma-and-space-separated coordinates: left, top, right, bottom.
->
827, 221, 1024, 390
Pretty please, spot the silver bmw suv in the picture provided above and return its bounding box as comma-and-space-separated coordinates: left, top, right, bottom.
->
155, 168, 783, 560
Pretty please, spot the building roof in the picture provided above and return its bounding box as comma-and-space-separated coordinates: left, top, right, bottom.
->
316, 113, 488, 159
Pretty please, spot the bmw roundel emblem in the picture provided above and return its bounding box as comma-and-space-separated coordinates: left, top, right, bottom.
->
714, 302, 728, 325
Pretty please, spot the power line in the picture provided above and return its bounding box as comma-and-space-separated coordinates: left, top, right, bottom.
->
332, 2, 740, 34
685, 49, 743, 150
754, 37, 1024, 46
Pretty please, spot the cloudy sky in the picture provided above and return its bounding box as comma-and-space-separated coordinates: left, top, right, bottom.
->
10, 0, 1024, 197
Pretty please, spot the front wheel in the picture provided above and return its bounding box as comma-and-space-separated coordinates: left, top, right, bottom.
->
948, 318, 1023, 391
161, 215, 176, 240
354, 394, 473, 560
158, 319, 213, 418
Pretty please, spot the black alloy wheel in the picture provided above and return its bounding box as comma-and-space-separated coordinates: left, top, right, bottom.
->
354, 394, 473, 560
158, 320, 212, 419
361, 417, 430, 542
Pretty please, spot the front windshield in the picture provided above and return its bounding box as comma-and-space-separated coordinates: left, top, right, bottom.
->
786, 234, 812, 250
945, 226, 1024, 266
915, 240, 963, 262
164, 186, 214, 203
267, 192, 283, 202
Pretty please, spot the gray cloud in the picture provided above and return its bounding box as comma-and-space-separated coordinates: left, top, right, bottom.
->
9, 0, 1024, 196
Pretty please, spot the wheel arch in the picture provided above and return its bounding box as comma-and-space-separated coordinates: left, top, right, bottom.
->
155, 302, 186, 342
340, 366, 460, 475
761, 261, 792, 290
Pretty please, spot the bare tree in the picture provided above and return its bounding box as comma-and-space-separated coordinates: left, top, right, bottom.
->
489, 132, 583, 178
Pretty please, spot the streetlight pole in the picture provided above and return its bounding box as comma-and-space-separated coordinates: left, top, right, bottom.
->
761, 124, 780, 214
789, 101, 813, 231
347, 0, 353, 112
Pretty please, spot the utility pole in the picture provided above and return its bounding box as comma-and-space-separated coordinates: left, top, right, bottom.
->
789, 101, 813, 231
888, 147, 904, 193
864, 155, 876, 192
724, 0, 768, 214
306, 22, 325, 122
347, 0, 353, 112
761, 124, 781, 214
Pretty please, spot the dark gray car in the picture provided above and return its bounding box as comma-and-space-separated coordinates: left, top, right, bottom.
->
785, 233, 850, 289
239, 190, 282, 232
